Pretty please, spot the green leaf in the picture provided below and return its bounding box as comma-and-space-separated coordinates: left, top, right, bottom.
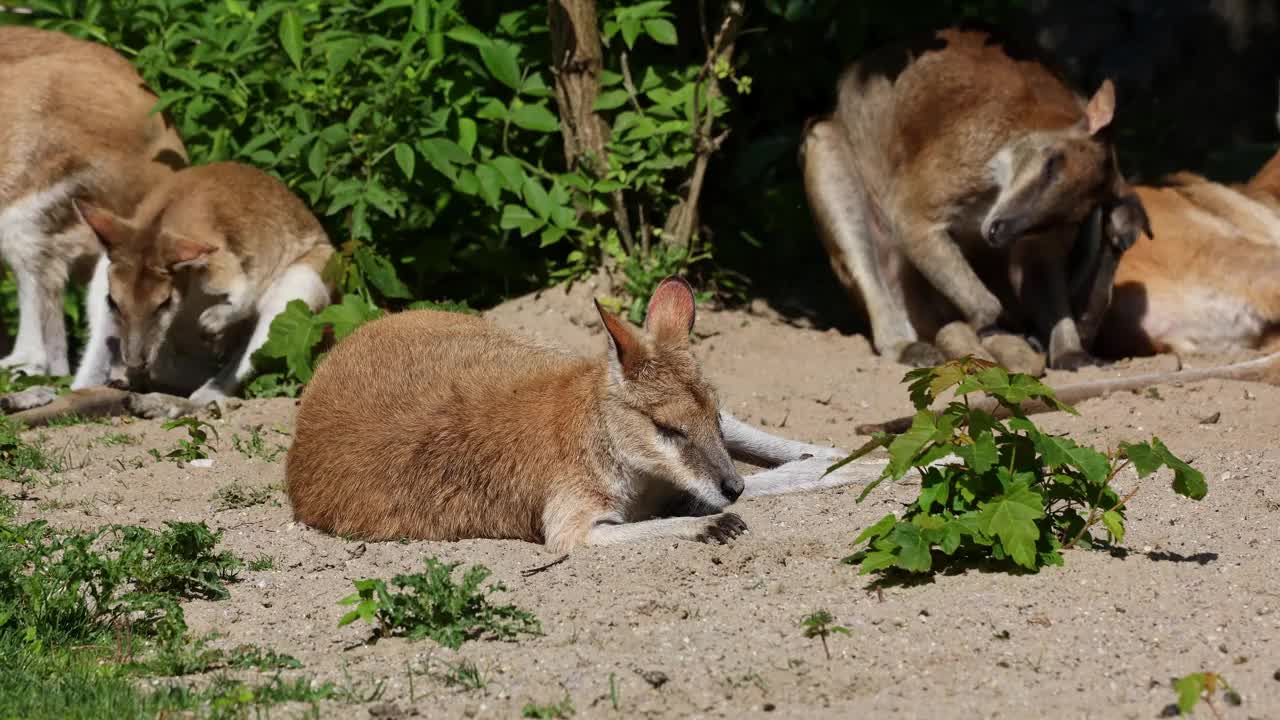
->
594, 89, 631, 111
445, 25, 490, 48
279, 10, 305, 70
474, 164, 504, 208
1154, 439, 1207, 500
491, 156, 526, 191
307, 139, 329, 178
859, 550, 897, 575
317, 294, 384, 342
851, 514, 897, 546
393, 143, 415, 180
886, 411, 940, 481
253, 300, 323, 383
1174, 673, 1205, 714
975, 478, 1044, 570
479, 40, 521, 90
1101, 510, 1125, 543
643, 18, 677, 45
499, 205, 543, 236
939, 521, 965, 555
959, 430, 997, 473
1033, 434, 1110, 485
1118, 441, 1162, 477
354, 246, 412, 300
889, 523, 932, 573
509, 103, 560, 133
522, 177, 554, 219
457, 118, 478, 156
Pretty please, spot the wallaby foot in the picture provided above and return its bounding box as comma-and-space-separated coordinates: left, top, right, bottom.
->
125, 392, 202, 419
583, 512, 749, 547
0, 386, 58, 412
897, 340, 948, 367
981, 332, 1046, 377
934, 321, 997, 362
1049, 350, 1097, 372
0, 353, 49, 378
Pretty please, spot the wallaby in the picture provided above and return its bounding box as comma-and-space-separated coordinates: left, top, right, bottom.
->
286, 278, 878, 552
1094, 145, 1280, 357
48, 162, 334, 418
802, 28, 1149, 374
0, 26, 186, 376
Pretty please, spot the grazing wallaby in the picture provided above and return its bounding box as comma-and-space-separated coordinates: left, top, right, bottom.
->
286, 278, 875, 552
802, 28, 1149, 373
0, 26, 186, 376
62, 162, 333, 417
1096, 146, 1280, 357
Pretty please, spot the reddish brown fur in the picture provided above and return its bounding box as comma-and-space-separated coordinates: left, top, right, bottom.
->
286, 289, 732, 551
1100, 151, 1280, 357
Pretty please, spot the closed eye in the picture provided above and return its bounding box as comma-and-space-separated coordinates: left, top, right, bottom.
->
157, 297, 172, 312
1043, 151, 1065, 182
653, 421, 686, 441
106, 295, 119, 313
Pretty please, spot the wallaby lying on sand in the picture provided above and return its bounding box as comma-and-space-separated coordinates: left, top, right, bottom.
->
1095, 146, 1280, 357
0, 26, 187, 377
286, 278, 877, 551
802, 28, 1149, 373
3, 162, 334, 419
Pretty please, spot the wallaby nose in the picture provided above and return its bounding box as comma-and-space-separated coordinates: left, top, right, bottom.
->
720, 473, 744, 502
984, 218, 1006, 246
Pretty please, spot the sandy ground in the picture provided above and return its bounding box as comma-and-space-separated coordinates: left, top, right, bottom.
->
6, 276, 1279, 719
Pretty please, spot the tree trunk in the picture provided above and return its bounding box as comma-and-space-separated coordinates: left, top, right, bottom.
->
548, 0, 634, 264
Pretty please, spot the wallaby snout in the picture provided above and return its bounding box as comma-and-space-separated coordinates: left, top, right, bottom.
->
719, 471, 745, 502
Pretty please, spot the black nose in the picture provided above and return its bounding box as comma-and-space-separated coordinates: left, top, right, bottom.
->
985, 219, 1006, 245
721, 473, 744, 502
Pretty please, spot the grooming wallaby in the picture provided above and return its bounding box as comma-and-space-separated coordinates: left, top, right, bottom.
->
1095, 146, 1280, 357
286, 278, 876, 552
58, 161, 333, 418
0, 26, 186, 376
802, 28, 1149, 373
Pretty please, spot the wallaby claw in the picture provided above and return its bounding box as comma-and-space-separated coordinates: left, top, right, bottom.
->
696, 512, 748, 544
897, 341, 947, 368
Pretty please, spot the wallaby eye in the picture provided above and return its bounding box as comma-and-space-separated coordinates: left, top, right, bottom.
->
156, 296, 172, 312
106, 295, 119, 314
653, 421, 686, 441
1044, 151, 1065, 180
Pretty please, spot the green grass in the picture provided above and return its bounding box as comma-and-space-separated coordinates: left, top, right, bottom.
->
231, 425, 288, 462
338, 558, 542, 648
247, 554, 276, 571
94, 432, 138, 448
0, 416, 58, 485
522, 694, 575, 719
212, 482, 278, 511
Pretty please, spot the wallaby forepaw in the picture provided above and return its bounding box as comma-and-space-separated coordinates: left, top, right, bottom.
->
981, 333, 1046, 377
198, 304, 236, 346
126, 392, 195, 420
896, 341, 947, 368
695, 513, 748, 545
0, 386, 58, 413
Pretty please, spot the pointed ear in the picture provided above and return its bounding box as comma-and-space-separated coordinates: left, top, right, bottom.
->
76, 200, 127, 255
596, 300, 645, 381
164, 232, 218, 270
643, 276, 696, 345
1084, 79, 1116, 137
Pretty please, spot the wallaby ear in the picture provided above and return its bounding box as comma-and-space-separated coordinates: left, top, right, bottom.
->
1107, 192, 1152, 251
1084, 79, 1116, 137
595, 300, 645, 381
76, 200, 126, 254
643, 276, 696, 345
164, 232, 218, 269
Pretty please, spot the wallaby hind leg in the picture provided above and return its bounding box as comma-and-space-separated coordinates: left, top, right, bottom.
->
802, 120, 939, 365
1019, 243, 1095, 371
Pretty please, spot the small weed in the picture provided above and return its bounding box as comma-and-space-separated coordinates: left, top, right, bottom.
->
95, 431, 138, 447
800, 610, 849, 660
34, 497, 77, 512
231, 425, 288, 462
212, 482, 278, 510
45, 412, 107, 428
609, 672, 621, 711
247, 554, 276, 571
839, 358, 1207, 575
338, 558, 542, 648
0, 416, 55, 484
434, 659, 488, 691
148, 417, 217, 464
1171, 672, 1242, 717
226, 643, 303, 671
522, 694, 575, 719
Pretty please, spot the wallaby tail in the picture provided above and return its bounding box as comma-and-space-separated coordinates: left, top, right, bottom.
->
6, 387, 133, 427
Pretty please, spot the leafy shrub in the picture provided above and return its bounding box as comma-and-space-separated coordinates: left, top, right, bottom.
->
338, 557, 541, 648
147, 417, 218, 464
838, 358, 1207, 575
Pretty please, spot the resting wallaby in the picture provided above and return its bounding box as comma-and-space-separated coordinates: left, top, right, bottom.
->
65, 162, 333, 417
802, 28, 1149, 373
1095, 146, 1280, 357
286, 278, 874, 552
0, 26, 186, 376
